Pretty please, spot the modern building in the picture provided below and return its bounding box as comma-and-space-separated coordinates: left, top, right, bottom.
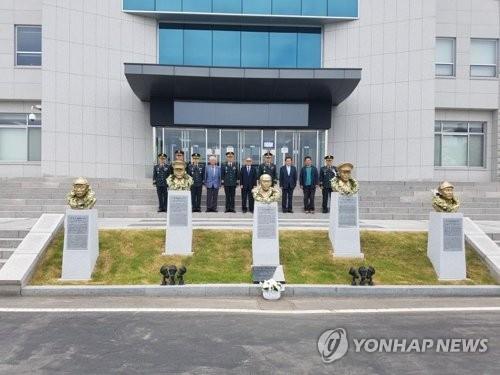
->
0, 0, 499, 182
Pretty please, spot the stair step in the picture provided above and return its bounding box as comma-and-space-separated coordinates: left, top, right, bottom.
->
0, 238, 23, 248
0, 230, 30, 238
0, 248, 15, 259
0, 259, 7, 270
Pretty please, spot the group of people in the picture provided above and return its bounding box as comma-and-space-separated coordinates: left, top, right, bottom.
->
153, 150, 345, 214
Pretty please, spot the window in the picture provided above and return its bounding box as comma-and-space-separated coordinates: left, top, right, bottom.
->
159, 24, 321, 68
242, 0, 271, 14
0, 113, 41, 162
436, 38, 455, 76
272, 0, 301, 15
471, 39, 498, 77
434, 121, 485, 168
15, 25, 42, 66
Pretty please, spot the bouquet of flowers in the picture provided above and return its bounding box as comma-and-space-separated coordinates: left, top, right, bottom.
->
260, 279, 284, 292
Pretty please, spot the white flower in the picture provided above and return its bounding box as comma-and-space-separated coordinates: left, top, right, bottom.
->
260, 278, 284, 292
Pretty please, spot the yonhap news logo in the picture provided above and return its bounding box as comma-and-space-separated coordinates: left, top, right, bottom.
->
317, 328, 488, 364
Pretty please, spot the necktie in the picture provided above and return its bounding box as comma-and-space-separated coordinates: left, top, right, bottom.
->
247, 166, 250, 173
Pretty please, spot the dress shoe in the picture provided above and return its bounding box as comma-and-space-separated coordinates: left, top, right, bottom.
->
242, 209, 248, 213
288, 210, 294, 214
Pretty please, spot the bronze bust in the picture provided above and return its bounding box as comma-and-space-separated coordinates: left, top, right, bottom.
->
167, 160, 193, 191
66, 177, 96, 209
432, 181, 460, 213
331, 163, 359, 196
252, 174, 281, 203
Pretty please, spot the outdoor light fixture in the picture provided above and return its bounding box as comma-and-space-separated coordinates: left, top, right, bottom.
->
348, 267, 359, 286
160, 264, 169, 285
167, 265, 178, 285
177, 266, 187, 285
358, 266, 376, 286
366, 266, 376, 286
29, 104, 41, 122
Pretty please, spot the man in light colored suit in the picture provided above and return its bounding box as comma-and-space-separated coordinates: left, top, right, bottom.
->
205, 155, 221, 212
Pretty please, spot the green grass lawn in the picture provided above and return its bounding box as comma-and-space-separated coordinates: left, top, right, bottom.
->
30, 229, 497, 285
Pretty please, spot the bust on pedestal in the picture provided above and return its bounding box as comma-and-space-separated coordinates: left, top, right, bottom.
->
165, 160, 194, 255
329, 163, 363, 258
62, 177, 99, 280
251, 174, 285, 283
427, 181, 466, 280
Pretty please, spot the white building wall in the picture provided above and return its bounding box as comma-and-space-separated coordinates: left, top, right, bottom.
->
435, 0, 500, 181
324, 0, 436, 181
41, 0, 156, 178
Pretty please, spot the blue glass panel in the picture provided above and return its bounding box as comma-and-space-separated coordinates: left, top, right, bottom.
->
297, 31, 321, 68
241, 30, 269, 67
159, 26, 184, 64
272, 0, 301, 15
183, 0, 211, 12
269, 31, 297, 68
123, 0, 155, 10
242, 0, 271, 14
183, 28, 212, 65
302, 0, 327, 16
156, 0, 182, 11
213, 0, 242, 13
213, 29, 241, 67
327, 0, 358, 17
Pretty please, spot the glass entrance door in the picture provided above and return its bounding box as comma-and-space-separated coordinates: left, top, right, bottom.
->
276, 130, 295, 168
298, 131, 319, 168
241, 130, 261, 166
221, 130, 241, 164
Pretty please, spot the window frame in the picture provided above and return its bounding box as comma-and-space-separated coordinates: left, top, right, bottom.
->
435, 37, 456, 77
14, 25, 42, 67
434, 121, 486, 168
0, 113, 42, 162
470, 38, 498, 78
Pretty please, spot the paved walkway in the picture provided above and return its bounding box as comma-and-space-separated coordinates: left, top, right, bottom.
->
2, 217, 500, 232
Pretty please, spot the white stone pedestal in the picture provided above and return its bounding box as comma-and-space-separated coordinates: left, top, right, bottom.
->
166, 190, 193, 255
61, 208, 99, 280
427, 212, 466, 280
329, 193, 363, 258
252, 202, 285, 283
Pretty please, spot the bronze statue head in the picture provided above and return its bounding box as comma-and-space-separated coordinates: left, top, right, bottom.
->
172, 160, 186, 179
73, 177, 90, 198
337, 163, 354, 183
259, 174, 272, 192
438, 181, 455, 200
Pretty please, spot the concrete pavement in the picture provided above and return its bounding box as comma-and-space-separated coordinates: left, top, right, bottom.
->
0, 296, 499, 374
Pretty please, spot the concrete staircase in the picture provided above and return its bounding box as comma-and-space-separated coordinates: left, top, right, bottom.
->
0, 229, 29, 270
0, 177, 500, 220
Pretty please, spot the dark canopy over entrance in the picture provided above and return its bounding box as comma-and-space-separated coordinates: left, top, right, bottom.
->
124, 63, 361, 129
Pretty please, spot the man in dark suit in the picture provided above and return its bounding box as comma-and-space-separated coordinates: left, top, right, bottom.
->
319, 155, 339, 213
187, 153, 205, 212
299, 156, 319, 214
152, 153, 170, 212
240, 157, 257, 213
221, 151, 239, 213
279, 156, 297, 213
204, 155, 221, 212
257, 152, 277, 185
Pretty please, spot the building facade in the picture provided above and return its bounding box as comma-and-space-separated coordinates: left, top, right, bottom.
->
0, 0, 499, 182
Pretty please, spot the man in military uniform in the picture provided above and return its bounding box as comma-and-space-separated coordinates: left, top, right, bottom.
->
153, 153, 170, 212
174, 150, 187, 168
319, 155, 339, 213
221, 151, 239, 213
257, 152, 277, 185
187, 153, 205, 212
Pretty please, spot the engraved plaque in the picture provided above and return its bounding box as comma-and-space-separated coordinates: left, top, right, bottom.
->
338, 196, 358, 227
257, 205, 277, 239
169, 195, 188, 227
66, 215, 89, 250
252, 266, 277, 283
443, 218, 463, 252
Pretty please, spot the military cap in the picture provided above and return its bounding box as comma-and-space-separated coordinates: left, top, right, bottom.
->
225, 151, 235, 156
175, 150, 185, 155
264, 151, 273, 157
157, 153, 167, 159
191, 153, 201, 158
73, 177, 89, 185
337, 162, 354, 171
324, 155, 334, 160
438, 181, 454, 191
